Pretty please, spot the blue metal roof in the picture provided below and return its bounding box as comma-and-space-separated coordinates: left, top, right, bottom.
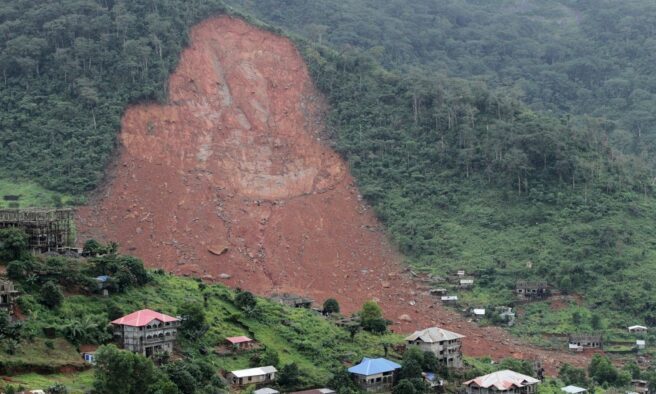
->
96, 275, 110, 282
348, 358, 401, 376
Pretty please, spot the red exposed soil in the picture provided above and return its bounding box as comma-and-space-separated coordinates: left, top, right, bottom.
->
76, 16, 588, 374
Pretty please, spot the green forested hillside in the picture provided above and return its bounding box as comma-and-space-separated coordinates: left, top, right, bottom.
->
2, 0, 656, 338
225, 0, 656, 160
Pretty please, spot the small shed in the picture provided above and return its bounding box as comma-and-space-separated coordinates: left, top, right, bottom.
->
226, 336, 255, 351
460, 279, 474, 288
80, 344, 99, 364
636, 340, 646, 350
441, 295, 458, 303
472, 308, 486, 319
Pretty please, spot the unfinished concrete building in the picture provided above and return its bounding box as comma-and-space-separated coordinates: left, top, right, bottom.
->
0, 279, 19, 316
0, 209, 73, 253
270, 293, 314, 309
515, 280, 550, 300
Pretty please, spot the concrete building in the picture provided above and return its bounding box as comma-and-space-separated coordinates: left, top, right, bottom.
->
111, 309, 180, 357
629, 325, 648, 334
0, 278, 19, 316
348, 358, 401, 392
405, 327, 465, 368
464, 370, 540, 394
568, 334, 602, 350
515, 281, 550, 300
227, 366, 277, 387
270, 293, 313, 308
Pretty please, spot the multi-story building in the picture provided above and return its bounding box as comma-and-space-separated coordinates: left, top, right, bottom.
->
405, 327, 465, 368
111, 309, 180, 357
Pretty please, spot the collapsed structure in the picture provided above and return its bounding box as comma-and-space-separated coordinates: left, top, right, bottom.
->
0, 208, 73, 252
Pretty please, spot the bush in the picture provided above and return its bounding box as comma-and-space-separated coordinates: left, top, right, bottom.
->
40, 281, 64, 309
323, 298, 340, 314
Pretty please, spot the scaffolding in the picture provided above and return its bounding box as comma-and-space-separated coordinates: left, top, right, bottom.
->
0, 208, 73, 252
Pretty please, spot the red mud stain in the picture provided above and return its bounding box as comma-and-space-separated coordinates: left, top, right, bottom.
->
76, 16, 587, 374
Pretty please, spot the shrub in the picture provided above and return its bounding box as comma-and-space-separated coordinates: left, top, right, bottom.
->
40, 281, 64, 309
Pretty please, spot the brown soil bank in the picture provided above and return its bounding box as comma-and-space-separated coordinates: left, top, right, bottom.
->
76, 16, 587, 373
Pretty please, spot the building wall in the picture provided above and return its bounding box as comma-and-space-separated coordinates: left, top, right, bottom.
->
114, 321, 179, 356
408, 338, 463, 368
352, 371, 396, 392
228, 372, 276, 386
466, 383, 538, 394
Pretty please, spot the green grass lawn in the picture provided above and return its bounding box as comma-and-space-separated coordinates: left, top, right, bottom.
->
0, 179, 78, 209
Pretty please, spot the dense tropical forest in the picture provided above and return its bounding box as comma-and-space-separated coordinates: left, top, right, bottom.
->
226, 0, 656, 160
2, 0, 656, 363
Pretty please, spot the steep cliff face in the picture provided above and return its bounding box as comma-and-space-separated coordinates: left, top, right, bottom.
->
77, 16, 587, 372
77, 16, 402, 308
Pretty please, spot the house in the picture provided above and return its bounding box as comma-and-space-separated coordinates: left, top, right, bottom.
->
348, 357, 401, 392
253, 389, 279, 394
270, 293, 314, 308
405, 327, 465, 368
227, 366, 277, 387
472, 309, 486, 319
441, 295, 458, 303
464, 370, 540, 394
636, 340, 646, 350
632, 380, 649, 394
460, 279, 474, 289
561, 386, 587, 394
515, 281, 550, 299
0, 278, 19, 316
568, 334, 602, 350
226, 336, 256, 351
429, 288, 448, 296
80, 344, 98, 364
629, 325, 648, 334
111, 309, 180, 357
457, 270, 466, 277
290, 389, 336, 394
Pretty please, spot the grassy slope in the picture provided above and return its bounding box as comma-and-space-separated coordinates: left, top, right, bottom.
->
0, 180, 76, 209
0, 273, 400, 393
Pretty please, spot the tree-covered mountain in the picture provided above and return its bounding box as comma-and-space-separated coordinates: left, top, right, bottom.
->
225, 0, 656, 162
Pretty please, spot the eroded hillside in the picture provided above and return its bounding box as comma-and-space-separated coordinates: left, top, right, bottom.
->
77, 16, 587, 372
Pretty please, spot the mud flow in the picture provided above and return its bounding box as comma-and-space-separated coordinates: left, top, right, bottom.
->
77, 16, 587, 373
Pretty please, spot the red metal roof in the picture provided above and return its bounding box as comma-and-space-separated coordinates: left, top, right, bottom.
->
111, 309, 178, 327
226, 336, 253, 344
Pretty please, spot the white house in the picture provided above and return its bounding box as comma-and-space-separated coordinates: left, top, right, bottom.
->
227, 366, 277, 387
629, 325, 648, 334
637, 340, 646, 350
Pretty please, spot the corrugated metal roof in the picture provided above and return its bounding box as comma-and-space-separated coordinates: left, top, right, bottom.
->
231, 366, 277, 378
348, 358, 401, 376
405, 327, 465, 343
111, 309, 178, 327
561, 386, 587, 393
254, 388, 279, 394
226, 336, 253, 344
464, 370, 540, 390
